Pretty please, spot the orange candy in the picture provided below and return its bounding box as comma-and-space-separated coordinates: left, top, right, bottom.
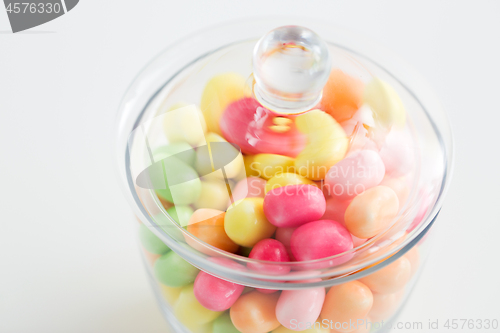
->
320, 69, 364, 123
320, 281, 373, 333
368, 290, 405, 322
404, 246, 420, 278
345, 186, 399, 239
230, 291, 281, 333
359, 256, 412, 294
186, 209, 239, 253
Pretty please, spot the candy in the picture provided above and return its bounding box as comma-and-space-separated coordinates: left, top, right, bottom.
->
187, 209, 239, 253
194, 271, 245, 311
220, 97, 306, 157
230, 291, 281, 333
273, 323, 329, 333
263, 185, 326, 228
194, 181, 231, 211
321, 197, 351, 225
252, 154, 295, 180
248, 239, 290, 275
403, 246, 420, 278
379, 176, 410, 209
320, 69, 364, 123
294, 110, 349, 180
201, 73, 250, 135
224, 198, 276, 247
166, 205, 194, 227
155, 158, 202, 205
368, 290, 404, 321
325, 150, 385, 200
379, 129, 415, 177
154, 251, 200, 287
212, 313, 240, 333
229, 177, 266, 207
174, 284, 223, 329
243, 154, 259, 177
320, 281, 373, 333
138, 223, 170, 255
363, 78, 406, 128
359, 256, 411, 294
275, 227, 297, 261
143, 249, 161, 266
159, 284, 182, 305
291, 220, 353, 263
265, 173, 316, 194
153, 142, 196, 166
344, 186, 399, 239
163, 104, 207, 146
276, 287, 325, 330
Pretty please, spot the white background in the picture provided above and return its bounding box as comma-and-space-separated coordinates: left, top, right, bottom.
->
1, 1, 499, 332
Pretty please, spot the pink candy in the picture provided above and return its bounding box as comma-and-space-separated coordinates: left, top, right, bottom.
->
229, 176, 266, 206
275, 227, 297, 261
379, 129, 415, 177
291, 220, 353, 263
193, 271, 245, 311
321, 197, 351, 225
219, 98, 306, 157
248, 239, 290, 275
276, 286, 325, 330
325, 150, 385, 200
263, 185, 326, 228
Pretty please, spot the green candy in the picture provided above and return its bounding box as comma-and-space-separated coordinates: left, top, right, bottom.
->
138, 223, 170, 255
155, 158, 201, 205
212, 313, 240, 333
166, 205, 194, 228
153, 213, 184, 242
154, 251, 199, 287
153, 142, 196, 167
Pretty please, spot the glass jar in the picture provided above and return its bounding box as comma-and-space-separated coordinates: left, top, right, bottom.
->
115, 18, 453, 333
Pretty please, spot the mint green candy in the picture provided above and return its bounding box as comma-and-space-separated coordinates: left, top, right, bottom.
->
153, 143, 196, 166
154, 251, 199, 287
138, 223, 170, 255
166, 206, 194, 227
155, 158, 201, 205
212, 313, 240, 333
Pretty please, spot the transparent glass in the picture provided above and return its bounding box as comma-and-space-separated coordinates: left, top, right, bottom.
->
115, 18, 453, 333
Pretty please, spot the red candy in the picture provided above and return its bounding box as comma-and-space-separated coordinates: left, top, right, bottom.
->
193, 270, 245, 311
219, 98, 306, 157
263, 184, 326, 228
291, 220, 353, 263
248, 239, 291, 275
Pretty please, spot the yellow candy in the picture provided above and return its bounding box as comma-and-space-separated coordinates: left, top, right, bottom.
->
265, 172, 317, 193
363, 78, 406, 128
224, 198, 276, 247
196, 132, 245, 181
159, 284, 182, 305
201, 73, 250, 135
252, 154, 295, 180
194, 181, 230, 211
273, 323, 329, 333
244, 154, 259, 177
294, 110, 349, 180
163, 104, 207, 146
174, 284, 223, 329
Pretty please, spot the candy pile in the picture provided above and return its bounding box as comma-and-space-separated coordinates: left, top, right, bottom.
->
137, 69, 421, 333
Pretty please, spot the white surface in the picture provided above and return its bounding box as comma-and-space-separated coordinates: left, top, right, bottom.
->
1, 1, 499, 332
